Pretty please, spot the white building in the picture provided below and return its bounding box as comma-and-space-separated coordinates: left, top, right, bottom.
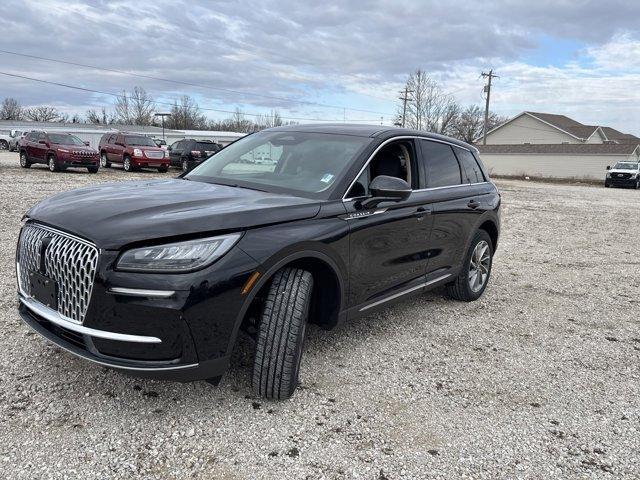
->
476, 112, 640, 180
0, 120, 246, 149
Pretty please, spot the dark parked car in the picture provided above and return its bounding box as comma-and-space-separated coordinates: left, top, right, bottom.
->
16, 124, 500, 400
19, 131, 99, 173
168, 138, 222, 171
98, 132, 169, 172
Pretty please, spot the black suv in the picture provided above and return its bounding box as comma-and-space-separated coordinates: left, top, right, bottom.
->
16, 124, 500, 400
168, 138, 222, 171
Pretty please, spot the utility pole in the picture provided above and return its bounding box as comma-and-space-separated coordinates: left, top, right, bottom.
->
481, 69, 498, 145
154, 112, 171, 141
399, 86, 414, 128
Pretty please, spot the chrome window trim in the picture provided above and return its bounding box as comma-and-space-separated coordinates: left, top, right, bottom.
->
342, 135, 481, 202
19, 293, 162, 344
359, 273, 451, 312
108, 287, 176, 298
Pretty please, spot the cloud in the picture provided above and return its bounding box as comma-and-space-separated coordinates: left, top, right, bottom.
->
0, 0, 639, 130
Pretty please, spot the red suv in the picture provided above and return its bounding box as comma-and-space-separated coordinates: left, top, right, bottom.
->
99, 132, 169, 172
19, 131, 100, 173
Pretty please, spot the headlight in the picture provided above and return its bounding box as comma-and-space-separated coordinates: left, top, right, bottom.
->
116, 233, 242, 272
133, 148, 143, 157
606, 172, 611, 178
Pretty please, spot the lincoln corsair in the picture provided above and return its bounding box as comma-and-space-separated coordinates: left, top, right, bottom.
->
16, 124, 500, 400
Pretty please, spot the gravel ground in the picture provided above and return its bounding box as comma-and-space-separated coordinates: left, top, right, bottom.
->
0, 151, 638, 479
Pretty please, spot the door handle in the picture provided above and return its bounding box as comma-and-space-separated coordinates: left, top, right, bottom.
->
413, 206, 432, 218
468, 200, 480, 209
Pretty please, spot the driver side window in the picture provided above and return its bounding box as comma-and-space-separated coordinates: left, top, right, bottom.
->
346, 140, 417, 199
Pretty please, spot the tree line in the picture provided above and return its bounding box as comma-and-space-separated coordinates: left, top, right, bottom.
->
1, 71, 508, 142
394, 69, 508, 143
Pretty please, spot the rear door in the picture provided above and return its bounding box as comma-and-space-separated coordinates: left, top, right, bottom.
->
33, 132, 48, 161
110, 134, 124, 163
417, 139, 485, 279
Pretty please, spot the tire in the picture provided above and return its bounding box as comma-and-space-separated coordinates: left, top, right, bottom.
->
0, 139, 8, 150
87, 166, 99, 174
252, 268, 314, 400
100, 153, 111, 168
447, 230, 493, 302
19, 151, 31, 168
635, 179, 640, 190
157, 166, 168, 173
123, 156, 133, 172
48, 154, 60, 172
182, 159, 189, 172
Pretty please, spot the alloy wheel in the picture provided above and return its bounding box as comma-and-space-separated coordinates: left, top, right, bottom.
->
48, 157, 56, 172
101, 154, 107, 167
124, 158, 131, 171
182, 160, 188, 172
468, 240, 491, 293
20, 153, 27, 167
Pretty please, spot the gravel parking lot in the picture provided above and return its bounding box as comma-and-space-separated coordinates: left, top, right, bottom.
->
0, 150, 638, 479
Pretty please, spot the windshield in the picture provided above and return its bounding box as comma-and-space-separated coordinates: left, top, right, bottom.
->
185, 131, 371, 197
125, 136, 157, 147
48, 133, 85, 146
613, 162, 638, 170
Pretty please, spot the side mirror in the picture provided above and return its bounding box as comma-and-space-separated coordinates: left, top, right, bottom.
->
606, 165, 610, 170
38, 140, 48, 145
359, 175, 411, 209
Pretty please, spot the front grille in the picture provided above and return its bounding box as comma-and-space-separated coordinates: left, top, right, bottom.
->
71, 150, 96, 157
614, 173, 631, 179
17, 223, 99, 324
144, 150, 164, 159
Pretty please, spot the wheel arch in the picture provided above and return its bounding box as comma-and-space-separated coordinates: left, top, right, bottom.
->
478, 218, 499, 251
226, 249, 346, 356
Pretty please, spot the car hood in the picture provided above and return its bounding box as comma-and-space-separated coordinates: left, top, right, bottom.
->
56, 143, 97, 152
609, 169, 638, 174
26, 179, 321, 249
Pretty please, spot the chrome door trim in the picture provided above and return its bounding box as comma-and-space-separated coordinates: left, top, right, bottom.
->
359, 273, 451, 312
342, 135, 482, 202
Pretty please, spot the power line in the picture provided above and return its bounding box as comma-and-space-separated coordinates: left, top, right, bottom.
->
0, 49, 396, 117
0, 70, 386, 123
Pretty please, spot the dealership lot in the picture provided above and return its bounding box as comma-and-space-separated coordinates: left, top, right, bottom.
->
0, 150, 638, 479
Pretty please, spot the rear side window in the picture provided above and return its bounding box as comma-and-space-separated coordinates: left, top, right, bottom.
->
455, 147, 485, 184
420, 140, 462, 188
195, 142, 219, 151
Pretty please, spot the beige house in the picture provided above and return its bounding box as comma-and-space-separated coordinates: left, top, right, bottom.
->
476, 111, 640, 180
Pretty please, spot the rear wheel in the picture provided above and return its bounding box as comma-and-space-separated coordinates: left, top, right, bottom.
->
157, 166, 168, 173
19, 151, 31, 168
447, 230, 493, 302
87, 166, 99, 174
48, 154, 60, 172
182, 159, 189, 172
252, 268, 314, 400
100, 153, 110, 168
0, 139, 8, 150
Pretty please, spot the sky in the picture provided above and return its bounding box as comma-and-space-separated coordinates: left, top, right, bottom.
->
2, 0, 640, 133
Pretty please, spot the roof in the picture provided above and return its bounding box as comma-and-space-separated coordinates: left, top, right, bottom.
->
478, 111, 640, 147
477, 143, 640, 155
267, 123, 476, 150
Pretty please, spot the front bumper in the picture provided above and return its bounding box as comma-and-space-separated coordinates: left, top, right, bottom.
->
17, 246, 259, 382
606, 177, 637, 187
132, 156, 169, 168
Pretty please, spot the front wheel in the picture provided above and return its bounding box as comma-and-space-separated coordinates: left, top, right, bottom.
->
157, 166, 168, 173
20, 151, 31, 168
123, 156, 133, 172
447, 230, 493, 302
252, 268, 314, 400
48, 155, 60, 172
0, 139, 8, 150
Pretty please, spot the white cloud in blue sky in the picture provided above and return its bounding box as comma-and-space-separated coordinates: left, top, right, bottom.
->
2, 0, 640, 132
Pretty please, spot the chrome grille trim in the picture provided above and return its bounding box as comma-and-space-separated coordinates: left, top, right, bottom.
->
144, 150, 165, 159
17, 223, 99, 324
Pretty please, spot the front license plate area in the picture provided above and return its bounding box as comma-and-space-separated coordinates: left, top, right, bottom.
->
29, 271, 58, 309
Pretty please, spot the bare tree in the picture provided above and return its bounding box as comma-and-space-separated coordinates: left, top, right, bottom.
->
86, 107, 112, 124
167, 96, 207, 130
397, 69, 460, 133
25, 106, 64, 122
0, 97, 23, 120
114, 87, 155, 125
449, 105, 509, 143
254, 110, 284, 130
